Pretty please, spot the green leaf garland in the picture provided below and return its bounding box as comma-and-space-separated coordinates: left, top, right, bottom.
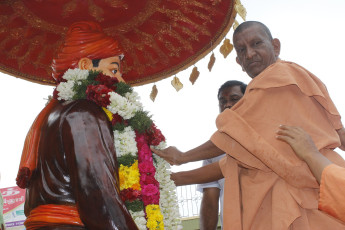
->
125, 200, 144, 212
118, 154, 137, 166
128, 110, 153, 134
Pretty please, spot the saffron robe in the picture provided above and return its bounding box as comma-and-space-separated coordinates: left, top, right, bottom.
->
319, 164, 345, 223
211, 60, 345, 229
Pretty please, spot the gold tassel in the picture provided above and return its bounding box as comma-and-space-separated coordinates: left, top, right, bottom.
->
208, 53, 216, 72
233, 20, 239, 31
150, 85, 158, 102
189, 66, 200, 85
171, 76, 183, 92
219, 39, 233, 58
235, 0, 247, 21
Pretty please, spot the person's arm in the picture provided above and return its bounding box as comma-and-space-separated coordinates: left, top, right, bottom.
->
151, 140, 224, 165
63, 100, 138, 230
276, 125, 332, 183
171, 161, 223, 186
200, 188, 220, 230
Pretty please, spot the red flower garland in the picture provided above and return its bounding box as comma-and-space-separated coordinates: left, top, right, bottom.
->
86, 84, 112, 107
120, 188, 141, 202
136, 133, 160, 206
95, 73, 119, 90
145, 123, 166, 146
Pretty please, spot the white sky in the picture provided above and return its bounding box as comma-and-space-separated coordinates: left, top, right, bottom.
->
1, 0, 345, 188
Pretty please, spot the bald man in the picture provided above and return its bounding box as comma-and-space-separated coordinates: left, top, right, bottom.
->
153, 21, 345, 229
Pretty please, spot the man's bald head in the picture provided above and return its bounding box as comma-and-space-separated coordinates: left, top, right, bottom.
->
233, 21, 273, 41
233, 21, 280, 78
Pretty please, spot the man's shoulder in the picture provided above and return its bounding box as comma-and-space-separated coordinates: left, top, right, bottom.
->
248, 59, 317, 92
261, 59, 307, 76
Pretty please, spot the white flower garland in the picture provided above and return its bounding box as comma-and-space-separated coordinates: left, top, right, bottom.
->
125, 91, 143, 108
62, 68, 89, 81
56, 80, 75, 100
56, 69, 89, 100
129, 210, 147, 230
153, 154, 181, 229
107, 92, 139, 120
114, 126, 138, 157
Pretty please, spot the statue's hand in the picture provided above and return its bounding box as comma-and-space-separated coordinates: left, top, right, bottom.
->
151, 146, 184, 165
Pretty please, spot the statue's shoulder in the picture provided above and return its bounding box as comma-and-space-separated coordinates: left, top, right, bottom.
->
58, 99, 108, 122
60, 99, 100, 111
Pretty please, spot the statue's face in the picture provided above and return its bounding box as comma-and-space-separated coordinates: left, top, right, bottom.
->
92, 56, 122, 80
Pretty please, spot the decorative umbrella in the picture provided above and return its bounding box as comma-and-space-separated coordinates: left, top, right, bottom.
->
0, 0, 244, 87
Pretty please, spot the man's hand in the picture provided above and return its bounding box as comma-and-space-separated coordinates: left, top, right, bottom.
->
151, 140, 224, 165
276, 125, 319, 161
276, 125, 332, 183
150, 146, 184, 165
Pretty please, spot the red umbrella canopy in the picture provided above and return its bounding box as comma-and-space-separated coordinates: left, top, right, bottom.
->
0, 0, 236, 86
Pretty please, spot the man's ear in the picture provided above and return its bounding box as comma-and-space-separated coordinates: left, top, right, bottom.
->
236, 57, 245, 72
78, 58, 93, 70
272, 38, 281, 57
236, 56, 240, 65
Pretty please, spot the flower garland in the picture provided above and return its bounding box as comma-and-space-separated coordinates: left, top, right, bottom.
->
54, 69, 180, 229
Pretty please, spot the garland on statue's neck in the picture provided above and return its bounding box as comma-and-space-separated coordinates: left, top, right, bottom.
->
53, 69, 181, 230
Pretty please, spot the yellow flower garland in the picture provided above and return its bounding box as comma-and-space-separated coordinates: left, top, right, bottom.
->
146, 205, 164, 230
102, 107, 113, 121
119, 160, 141, 191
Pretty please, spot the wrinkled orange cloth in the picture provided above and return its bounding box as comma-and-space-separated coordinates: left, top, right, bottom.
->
16, 99, 58, 188
211, 60, 345, 229
24, 204, 84, 230
319, 164, 345, 223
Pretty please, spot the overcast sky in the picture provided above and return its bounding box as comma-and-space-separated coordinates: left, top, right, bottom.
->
1, 0, 345, 188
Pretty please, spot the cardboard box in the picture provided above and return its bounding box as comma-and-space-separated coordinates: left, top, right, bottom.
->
0, 186, 26, 230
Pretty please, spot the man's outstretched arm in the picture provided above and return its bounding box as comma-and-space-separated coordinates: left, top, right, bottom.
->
171, 161, 223, 186
151, 140, 224, 165
277, 125, 345, 222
